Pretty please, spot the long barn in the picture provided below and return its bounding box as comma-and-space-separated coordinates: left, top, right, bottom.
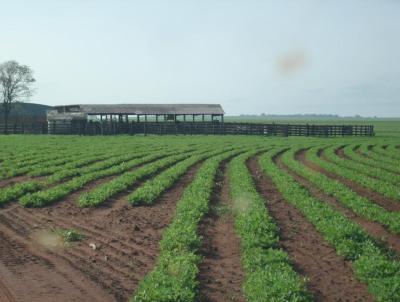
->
47, 104, 225, 134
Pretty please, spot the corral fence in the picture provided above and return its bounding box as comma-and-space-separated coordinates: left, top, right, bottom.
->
0, 123, 48, 134
1, 122, 374, 137
50, 121, 374, 137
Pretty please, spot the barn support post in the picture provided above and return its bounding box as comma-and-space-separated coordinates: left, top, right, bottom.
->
156, 115, 159, 122
202, 114, 205, 122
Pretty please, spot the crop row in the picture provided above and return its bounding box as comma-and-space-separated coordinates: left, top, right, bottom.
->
1, 149, 171, 206
281, 147, 400, 233
77, 149, 210, 207
337, 145, 400, 184
127, 147, 240, 205
229, 150, 311, 301
370, 144, 400, 161
356, 144, 400, 173
383, 145, 400, 160
0, 181, 43, 205
1, 150, 108, 179
45, 149, 164, 183
28, 152, 115, 177
259, 149, 400, 301
307, 146, 400, 201
132, 149, 242, 301
1, 147, 77, 169
19, 149, 190, 207
0, 141, 103, 171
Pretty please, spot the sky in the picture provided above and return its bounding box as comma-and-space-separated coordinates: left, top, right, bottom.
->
1, 0, 400, 117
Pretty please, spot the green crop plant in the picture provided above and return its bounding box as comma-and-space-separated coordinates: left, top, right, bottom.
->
259, 149, 400, 301
132, 149, 243, 302
229, 149, 311, 302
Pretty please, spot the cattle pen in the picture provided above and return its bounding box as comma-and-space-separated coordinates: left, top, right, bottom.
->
0, 103, 374, 136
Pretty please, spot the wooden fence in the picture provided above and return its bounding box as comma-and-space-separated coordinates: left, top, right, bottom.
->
1, 122, 374, 137
53, 121, 375, 136
0, 123, 48, 134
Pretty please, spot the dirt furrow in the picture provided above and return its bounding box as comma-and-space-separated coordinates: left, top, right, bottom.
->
277, 154, 400, 254
247, 156, 373, 302
0, 162, 202, 302
0, 276, 15, 302
197, 162, 245, 302
7, 207, 154, 259
0, 228, 113, 302
300, 149, 400, 212
2, 210, 138, 286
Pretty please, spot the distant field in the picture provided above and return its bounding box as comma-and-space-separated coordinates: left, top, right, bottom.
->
0, 134, 400, 301
226, 116, 400, 137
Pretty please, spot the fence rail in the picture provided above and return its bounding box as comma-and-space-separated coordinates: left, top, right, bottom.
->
45, 121, 374, 137
0, 123, 48, 134
0, 122, 374, 137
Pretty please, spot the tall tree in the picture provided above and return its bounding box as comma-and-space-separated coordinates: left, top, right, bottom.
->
0, 60, 36, 134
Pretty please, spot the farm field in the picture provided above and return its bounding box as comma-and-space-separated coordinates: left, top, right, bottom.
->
0, 134, 400, 302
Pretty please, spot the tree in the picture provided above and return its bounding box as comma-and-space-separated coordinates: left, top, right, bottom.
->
0, 60, 35, 134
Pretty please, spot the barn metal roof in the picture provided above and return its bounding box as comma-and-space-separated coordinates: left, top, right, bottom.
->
53, 104, 225, 115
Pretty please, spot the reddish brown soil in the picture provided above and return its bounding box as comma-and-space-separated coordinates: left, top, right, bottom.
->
0, 275, 15, 302
197, 163, 245, 302
0, 162, 202, 302
247, 157, 373, 302
335, 146, 351, 159
298, 149, 400, 212
277, 154, 400, 254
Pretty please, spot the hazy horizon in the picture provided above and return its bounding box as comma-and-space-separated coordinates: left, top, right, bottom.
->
1, 1, 399, 117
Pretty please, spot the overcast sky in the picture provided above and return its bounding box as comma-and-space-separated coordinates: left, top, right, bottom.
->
1, 0, 399, 116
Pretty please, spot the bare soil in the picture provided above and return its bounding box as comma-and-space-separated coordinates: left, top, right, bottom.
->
247, 156, 373, 302
0, 163, 201, 302
197, 162, 246, 302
